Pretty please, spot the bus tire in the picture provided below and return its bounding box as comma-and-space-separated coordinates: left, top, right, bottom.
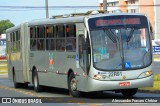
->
13, 72, 21, 88
33, 71, 42, 92
68, 72, 81, 97
121, 88, 138, 97
21, 83, 28, 88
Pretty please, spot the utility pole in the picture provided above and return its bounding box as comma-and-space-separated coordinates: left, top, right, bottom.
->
103, 0, 107, 13
45, 0, 49, 18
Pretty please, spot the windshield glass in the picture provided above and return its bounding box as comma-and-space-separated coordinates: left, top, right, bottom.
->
89, 15, 152, 70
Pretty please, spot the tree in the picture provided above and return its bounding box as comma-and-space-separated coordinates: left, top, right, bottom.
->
0, 20, 14, 34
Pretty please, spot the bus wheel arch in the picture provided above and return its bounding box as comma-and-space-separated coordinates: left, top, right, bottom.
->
121, 88, 138, 97
68, 70, 81, 97
12, 67, 20, 88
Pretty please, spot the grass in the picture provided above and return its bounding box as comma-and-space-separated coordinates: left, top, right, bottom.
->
0, 60, 8, 74
0, 66, 8, 74
139, 74, 160, 91
139, 81, 160, 91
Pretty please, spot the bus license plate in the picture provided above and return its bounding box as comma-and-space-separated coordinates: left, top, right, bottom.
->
119, 82, 131, 86
108, 72, 122, 77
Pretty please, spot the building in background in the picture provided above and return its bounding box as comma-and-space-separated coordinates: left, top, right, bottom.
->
154, 0, 160, 39
0, 34, 6, 60
100, 0, 160, 40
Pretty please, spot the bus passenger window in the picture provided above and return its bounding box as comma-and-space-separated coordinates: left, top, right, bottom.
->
46, 26, 55, 38
30, 27, 37, 51
56, 39, 65, 51
56, 25, 65, 38
66, 24, 76, 51
46, 39, 55, 50
37, 39, 45, 50
37, 27, 45, 38
30, 27, 36, 38
66, 38, 76, 51
66, 25, 76, 37
30, 40, 37, 51
56, 25, 65, 51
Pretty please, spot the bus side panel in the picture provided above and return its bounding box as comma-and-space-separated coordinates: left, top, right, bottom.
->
29, 51, 48, 84
53, 52, 69, 88
37, 52, 68, 89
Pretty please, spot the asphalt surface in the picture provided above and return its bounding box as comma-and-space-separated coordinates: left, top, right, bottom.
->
0, 75, 160, 106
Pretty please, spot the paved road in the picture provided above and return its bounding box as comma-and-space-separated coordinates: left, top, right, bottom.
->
0, 75, 160, 106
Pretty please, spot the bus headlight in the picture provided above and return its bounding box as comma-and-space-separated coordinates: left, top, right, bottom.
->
93, 74, 107, 80
138, 70, 153, 78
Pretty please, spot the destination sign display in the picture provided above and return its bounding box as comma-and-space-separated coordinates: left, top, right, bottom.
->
88, 15, 148, 30
96, 18, 141, 26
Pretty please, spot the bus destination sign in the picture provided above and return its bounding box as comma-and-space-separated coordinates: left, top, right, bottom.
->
96, 18, 141, 27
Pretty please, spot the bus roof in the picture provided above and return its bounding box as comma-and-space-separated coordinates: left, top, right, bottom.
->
28, 13, 146, 26
6, 13, 146, 32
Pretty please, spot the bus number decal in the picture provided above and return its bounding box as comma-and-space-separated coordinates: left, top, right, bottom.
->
108, 72, 122, 77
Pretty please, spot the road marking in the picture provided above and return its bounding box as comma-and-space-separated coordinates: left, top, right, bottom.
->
0, 85, 43, 97
0, 85, 87, 103
90, 104, 97, 106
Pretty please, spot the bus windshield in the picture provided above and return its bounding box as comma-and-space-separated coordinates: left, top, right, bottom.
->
88, 15, 152, 70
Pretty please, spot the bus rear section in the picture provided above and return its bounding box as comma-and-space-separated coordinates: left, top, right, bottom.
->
85, 14, 153, 96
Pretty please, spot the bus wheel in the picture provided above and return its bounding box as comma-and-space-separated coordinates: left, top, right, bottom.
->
21, 83, 28, 88
68, 72, 81, 97
33, 71, 42, 92
121, 88, 138, 97
13, 72, 20, 88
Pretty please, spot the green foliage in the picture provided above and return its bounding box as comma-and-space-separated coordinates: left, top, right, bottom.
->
154, 74, 160, 81
0, 20, 14, 34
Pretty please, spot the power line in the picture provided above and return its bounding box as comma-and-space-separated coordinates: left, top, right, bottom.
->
0, 6, 98, 9
0, 5, 160, 8
0, 5, 160, 11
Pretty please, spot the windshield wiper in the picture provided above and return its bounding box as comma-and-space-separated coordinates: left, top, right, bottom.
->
105, 29, 117, 43
126, 26, 140, 43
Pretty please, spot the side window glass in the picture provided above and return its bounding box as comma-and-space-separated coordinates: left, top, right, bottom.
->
37, 27, 45, 38
37, 26, 45, 50
56, 25, 65, 51
66, 24, 76, 51
16, 31, 20, 51
56, 39, 65, 51
79, 35, 85, 68
46, 26, 55, 38
13, 32, 16, 52
46, 26, 55, 50
30, 27, 37, 51
56, 25, 65, 38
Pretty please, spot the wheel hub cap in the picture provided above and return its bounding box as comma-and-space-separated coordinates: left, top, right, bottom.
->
71, 78, 77, 91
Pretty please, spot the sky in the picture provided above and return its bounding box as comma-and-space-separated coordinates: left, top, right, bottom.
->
0, 0, 99, 25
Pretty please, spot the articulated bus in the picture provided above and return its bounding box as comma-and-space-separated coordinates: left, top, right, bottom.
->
6, 13, 153, 97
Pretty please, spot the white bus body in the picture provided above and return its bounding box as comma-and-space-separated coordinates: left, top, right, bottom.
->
6, 13, 153, 97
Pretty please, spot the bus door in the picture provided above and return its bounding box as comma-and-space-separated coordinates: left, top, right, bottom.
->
6, 33, 12, 80
76, 29, 90, 91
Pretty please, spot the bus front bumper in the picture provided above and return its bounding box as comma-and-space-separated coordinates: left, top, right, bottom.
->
87, 75, 153, 92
